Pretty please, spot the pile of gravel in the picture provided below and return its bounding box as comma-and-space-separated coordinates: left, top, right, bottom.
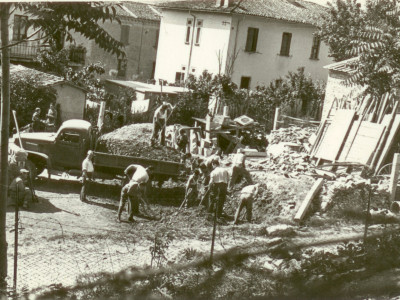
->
96, 123, 181, 162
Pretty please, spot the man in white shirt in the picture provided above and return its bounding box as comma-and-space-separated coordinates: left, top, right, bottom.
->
233, 183, 260, 225
229, 148, 253, 190
209, 160, 229, 217
80, 150, 94, 202
117, 164, 151, 221
9, 169, 32, 209
151, 101, 174, 146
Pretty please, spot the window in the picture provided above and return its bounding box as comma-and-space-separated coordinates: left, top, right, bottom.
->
240, 76, 251, 89
59, 131, 80, 144
117, 58, 127, 77
154, 29, 159, 48
280, 32, 292, 56
185, 18, 193, 44
195, 20, 203, 45
12, 15, 28, 41
120, 24, 130, 46
245, 27, 259, 52
175, 72, 185, 83
310, 35, 321, 60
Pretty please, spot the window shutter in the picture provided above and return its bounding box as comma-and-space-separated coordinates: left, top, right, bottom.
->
252, 28, 259, 51
120, 25, 130, 45
245, 28, 254, 52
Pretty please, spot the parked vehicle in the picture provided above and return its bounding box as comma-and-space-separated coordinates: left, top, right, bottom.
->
10, 119, 183, 182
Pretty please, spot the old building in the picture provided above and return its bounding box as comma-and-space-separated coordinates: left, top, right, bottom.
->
155, 0, 334, 89
10, 65, 87, 122
69, 2, 161, 82
322, 57, 365, 120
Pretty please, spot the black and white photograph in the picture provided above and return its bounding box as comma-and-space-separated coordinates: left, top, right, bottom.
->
2, 0, 400, 299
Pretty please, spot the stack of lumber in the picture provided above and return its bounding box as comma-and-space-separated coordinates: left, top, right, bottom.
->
96, 123, 181, 162
309, 93, 400, 172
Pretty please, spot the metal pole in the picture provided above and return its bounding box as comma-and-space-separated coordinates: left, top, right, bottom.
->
13, 185, 19, 290
363, 182, 371, 243
210, 196, 217, 262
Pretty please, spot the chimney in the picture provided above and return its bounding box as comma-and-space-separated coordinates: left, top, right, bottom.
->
222, 0, 231, 7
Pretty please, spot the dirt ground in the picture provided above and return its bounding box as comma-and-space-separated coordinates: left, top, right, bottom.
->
4, 167, 376, 297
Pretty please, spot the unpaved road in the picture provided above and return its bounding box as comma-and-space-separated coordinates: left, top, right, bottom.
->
5, 172, 372, 296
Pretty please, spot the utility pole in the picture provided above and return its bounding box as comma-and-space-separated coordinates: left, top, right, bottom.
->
0, 3, 11, 292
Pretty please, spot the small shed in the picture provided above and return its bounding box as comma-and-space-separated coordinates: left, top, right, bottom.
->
10, 65, 87, 122
322, 57, 366, 121
105, 79, 189, 112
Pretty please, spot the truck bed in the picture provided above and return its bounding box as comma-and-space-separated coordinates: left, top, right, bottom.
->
93, 151, 184, 179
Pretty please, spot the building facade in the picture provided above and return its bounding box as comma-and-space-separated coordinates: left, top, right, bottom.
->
69, 2, 161, 81
155, 0, 334, 89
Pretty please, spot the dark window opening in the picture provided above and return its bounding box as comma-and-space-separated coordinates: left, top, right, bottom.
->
151, 61, 156, 79
240, 76, 251, 89
310, 35, 321, 60
245, 27, 259, 52
175, 72, 185, 83
120, 24, 130, 46
13, 15, 28, 41
280, 32, 292, 56
154, 29, 159, 48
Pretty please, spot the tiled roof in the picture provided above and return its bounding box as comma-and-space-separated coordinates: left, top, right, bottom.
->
157, 0, 328, 26
116, 1, 161, 21
324, 57, 359, 74
10, 65, 65, 86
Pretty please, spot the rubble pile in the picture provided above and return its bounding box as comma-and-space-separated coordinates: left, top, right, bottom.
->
320, 174, 390, 216
247, 151, 314, 177
96, 123, 181, 162
267, 126, 317, 145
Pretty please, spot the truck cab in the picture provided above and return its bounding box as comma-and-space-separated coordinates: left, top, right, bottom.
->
12, 119, 94, 176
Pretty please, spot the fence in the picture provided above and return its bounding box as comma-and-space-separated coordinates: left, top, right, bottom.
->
273, 107, 320, 130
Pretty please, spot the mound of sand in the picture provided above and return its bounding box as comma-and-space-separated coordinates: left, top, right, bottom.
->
96, 123, 181, 162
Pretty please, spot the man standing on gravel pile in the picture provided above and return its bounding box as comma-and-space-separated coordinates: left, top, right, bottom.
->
81, 150, 94, 202
151, 101, 174, 146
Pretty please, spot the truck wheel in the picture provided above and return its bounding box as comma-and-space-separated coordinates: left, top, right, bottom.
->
25, 159, 38, 181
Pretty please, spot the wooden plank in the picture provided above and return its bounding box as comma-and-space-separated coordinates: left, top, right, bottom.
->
340, 122, 385, 164
294, 178, 324, 222
371, 101, 399, 170
309, 119, 327, 156
390, 154, 400, 202
377, 94, 390, 124
375, 114, 400, 172
314, 109, 356, 161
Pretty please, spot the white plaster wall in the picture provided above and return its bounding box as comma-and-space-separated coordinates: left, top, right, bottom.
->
229, 15, 334, 89
322, 71, 366, 120
54, 84, 86, 121
155, 10, 232, 83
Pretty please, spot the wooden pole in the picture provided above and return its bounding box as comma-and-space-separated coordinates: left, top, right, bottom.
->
0, 3, 11, 291
273, 107, 280, 131
390, 153, 400, 203
294, 178, 324, 222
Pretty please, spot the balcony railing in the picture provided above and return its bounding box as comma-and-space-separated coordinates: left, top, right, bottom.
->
9, 41, 48, 61
69, 47, 86, 65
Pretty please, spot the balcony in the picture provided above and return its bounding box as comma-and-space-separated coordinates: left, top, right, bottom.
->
9, 41, 48, 62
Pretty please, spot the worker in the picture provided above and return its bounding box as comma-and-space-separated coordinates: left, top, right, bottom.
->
198, 162, 211, 208
151, 101, 174, 146
8, 169, 32, 209
182, 169, 200, 208
124, 164, 151, 200
208, 160, 229, 218
176, 129, 188, 154
117, 181, 145, 222
45, 103, 57, 132
229, 148, 253, 190
32, 107, 43, 132
233, 183, 260, 225
80, 150, 94, 202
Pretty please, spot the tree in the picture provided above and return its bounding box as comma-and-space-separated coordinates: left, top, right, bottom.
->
319, 0, 365, 62
0, 2, 125, 291
320, 0, 400, 97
